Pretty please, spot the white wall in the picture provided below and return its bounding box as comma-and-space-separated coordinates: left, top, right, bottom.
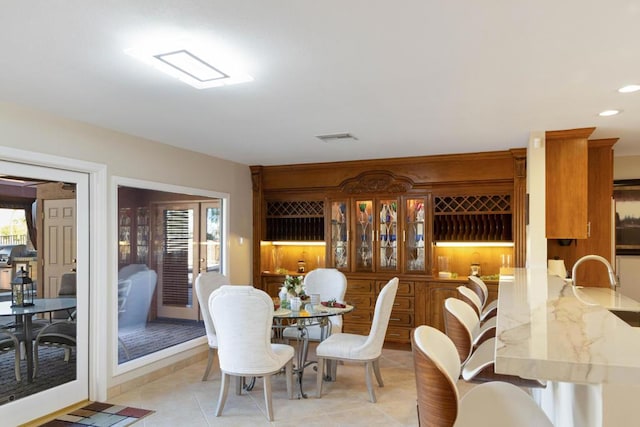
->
0, 101, 253, 398
614, 155, 640, 180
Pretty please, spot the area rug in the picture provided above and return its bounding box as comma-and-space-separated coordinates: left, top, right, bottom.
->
37, 402, 154, 426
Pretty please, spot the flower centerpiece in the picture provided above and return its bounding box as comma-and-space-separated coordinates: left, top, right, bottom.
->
281, 275, 306, 299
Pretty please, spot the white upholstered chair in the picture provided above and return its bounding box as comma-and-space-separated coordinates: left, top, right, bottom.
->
456, 286, 497, 330
209, 285, 294, 422
467, 275, 498, 321
315, 277, 399, 403
282, 268, 347, 341
411, 325, 553, 427
194, 271, 230, 381
444, 297, 543, 387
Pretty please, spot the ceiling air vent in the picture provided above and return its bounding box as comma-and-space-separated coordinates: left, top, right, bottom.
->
316, 133, 358, 143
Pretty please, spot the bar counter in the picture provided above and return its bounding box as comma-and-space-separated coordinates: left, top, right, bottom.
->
495, 267, 640, 427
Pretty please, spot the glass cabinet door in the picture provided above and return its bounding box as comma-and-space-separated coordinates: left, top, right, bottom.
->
405, 198, 426, 272
330, 200, 349, 270
378, 198, 398, 271
355, 199, 373, 271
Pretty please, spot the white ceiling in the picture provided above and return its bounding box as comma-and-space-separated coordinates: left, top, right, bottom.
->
2, 1, 639, 166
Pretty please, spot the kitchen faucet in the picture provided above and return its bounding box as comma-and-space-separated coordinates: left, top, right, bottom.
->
571, 254, 618, 290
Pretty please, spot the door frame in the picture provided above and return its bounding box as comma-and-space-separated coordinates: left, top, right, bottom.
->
0, 146, 107, 426
112, 177, 229, 374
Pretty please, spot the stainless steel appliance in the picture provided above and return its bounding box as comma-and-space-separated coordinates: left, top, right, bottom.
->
0, 244, 27, 289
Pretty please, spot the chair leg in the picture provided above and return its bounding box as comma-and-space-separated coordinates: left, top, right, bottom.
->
285, 359, 293, 400
263, 375, 274, 421
235, 376, 244, 395
202, 347, 215, 381
14, 348, 21, 382
33, 341, 39, 379
330, 359, 338, 380
64, 347, 71, 362
364, 361, 376, 403
372, 358, 384, 387
215, 372, 230, 417
316, 357, 325, 398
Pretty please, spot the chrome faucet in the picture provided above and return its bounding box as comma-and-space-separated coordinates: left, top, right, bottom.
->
571, 254, 618, 290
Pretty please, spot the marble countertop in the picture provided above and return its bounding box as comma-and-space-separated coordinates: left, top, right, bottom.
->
495, 267, 640, 385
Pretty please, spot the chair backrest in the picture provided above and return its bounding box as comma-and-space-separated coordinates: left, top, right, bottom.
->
118, 263, 149, 280
443, 297, 479, 364
303, 268, 347, 327
412, 325, 461, 427
53, 272, 77, 319
467, 275, 489, 307
118, 269, 157, 329
195, 272, 230, 340
209, 285, 284, 375
457, 285, 482, 317
358, 277, 398, 358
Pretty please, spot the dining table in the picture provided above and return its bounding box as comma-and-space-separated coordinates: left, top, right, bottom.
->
272, 303, 354, 398
0, 297, 77, 383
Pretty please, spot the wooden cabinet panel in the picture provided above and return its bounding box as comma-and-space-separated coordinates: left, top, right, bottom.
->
346, 295, 375, 310
427, 280, 460, 332
344, 310, 373, 324
377, 279, 414, 295
348, 279, 375, 293
343, 322, 370, 335
547, 138, 617, 286
391, 296, 414, 311
388, 311, 414, 327
545, 128, 594, 239
385, 327, 411, 342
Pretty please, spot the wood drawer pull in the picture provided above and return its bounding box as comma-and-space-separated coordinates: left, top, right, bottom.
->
388, 333, 401, 337
390, 318, 401, 321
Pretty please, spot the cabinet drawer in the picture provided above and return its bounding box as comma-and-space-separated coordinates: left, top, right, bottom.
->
348, 279, 374, 293
388, 312, 413, 327
343, 322, 371, 335
385, 327, 411, 342
344, 309, 373, 324
346, 295, 374, 310
377, 280, 414, 296
391, 296, 414, 311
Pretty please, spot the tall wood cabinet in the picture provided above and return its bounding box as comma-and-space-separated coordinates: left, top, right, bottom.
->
251, 150, 527, 345
547, 137, 618, 286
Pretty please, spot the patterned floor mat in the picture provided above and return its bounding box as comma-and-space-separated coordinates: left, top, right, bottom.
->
37, 402, 154, 426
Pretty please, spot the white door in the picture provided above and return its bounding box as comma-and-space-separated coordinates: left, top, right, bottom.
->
0, 160, 89, 426
155, 200, 223, 320
43, 198, 76, 297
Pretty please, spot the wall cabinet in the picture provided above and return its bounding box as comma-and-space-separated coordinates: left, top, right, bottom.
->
545, 128, 594, 239
547, 138, 618, 286
118, 207, 150, 269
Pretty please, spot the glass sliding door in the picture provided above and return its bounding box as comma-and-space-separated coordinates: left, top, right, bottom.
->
116, 183, 227, 364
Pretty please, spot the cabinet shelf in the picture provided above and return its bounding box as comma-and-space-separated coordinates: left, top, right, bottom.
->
434, 195, 512, 242
265, 200, 325, 241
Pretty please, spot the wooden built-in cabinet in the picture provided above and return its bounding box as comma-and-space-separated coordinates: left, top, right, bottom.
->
545, 128, 594, 239
251, 150, 527, 345
547, 137, 618, 286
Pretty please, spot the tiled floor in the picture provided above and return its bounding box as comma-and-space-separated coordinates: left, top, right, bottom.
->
108, 344, 440, 426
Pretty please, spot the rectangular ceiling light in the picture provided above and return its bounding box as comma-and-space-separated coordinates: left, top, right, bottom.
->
125, 39, 253, 89
154, 50, 228, 82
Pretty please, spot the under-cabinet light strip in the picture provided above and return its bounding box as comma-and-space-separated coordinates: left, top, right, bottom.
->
435, 241, 514, 248
262, 241, 327, 246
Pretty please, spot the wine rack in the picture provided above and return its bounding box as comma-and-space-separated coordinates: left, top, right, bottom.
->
434, 195, 512, 241
265, 200, 325, 241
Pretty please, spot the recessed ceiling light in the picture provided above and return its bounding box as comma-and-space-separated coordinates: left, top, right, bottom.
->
125, 39, 253, 89
618, 85, 640, 93
598, 109, 621, 117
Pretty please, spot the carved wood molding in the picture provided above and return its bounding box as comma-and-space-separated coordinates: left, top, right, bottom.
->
340, 170, 414, 194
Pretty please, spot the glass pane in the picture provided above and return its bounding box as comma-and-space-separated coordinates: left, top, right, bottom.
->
406, 199, 426, 271
378, 199, 398, 270
204, 205, 221, 272
355, 200, 373, 270
330, 201, 348, 269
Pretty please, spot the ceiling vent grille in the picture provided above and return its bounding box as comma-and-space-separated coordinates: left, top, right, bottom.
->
316, 133, 358, 143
